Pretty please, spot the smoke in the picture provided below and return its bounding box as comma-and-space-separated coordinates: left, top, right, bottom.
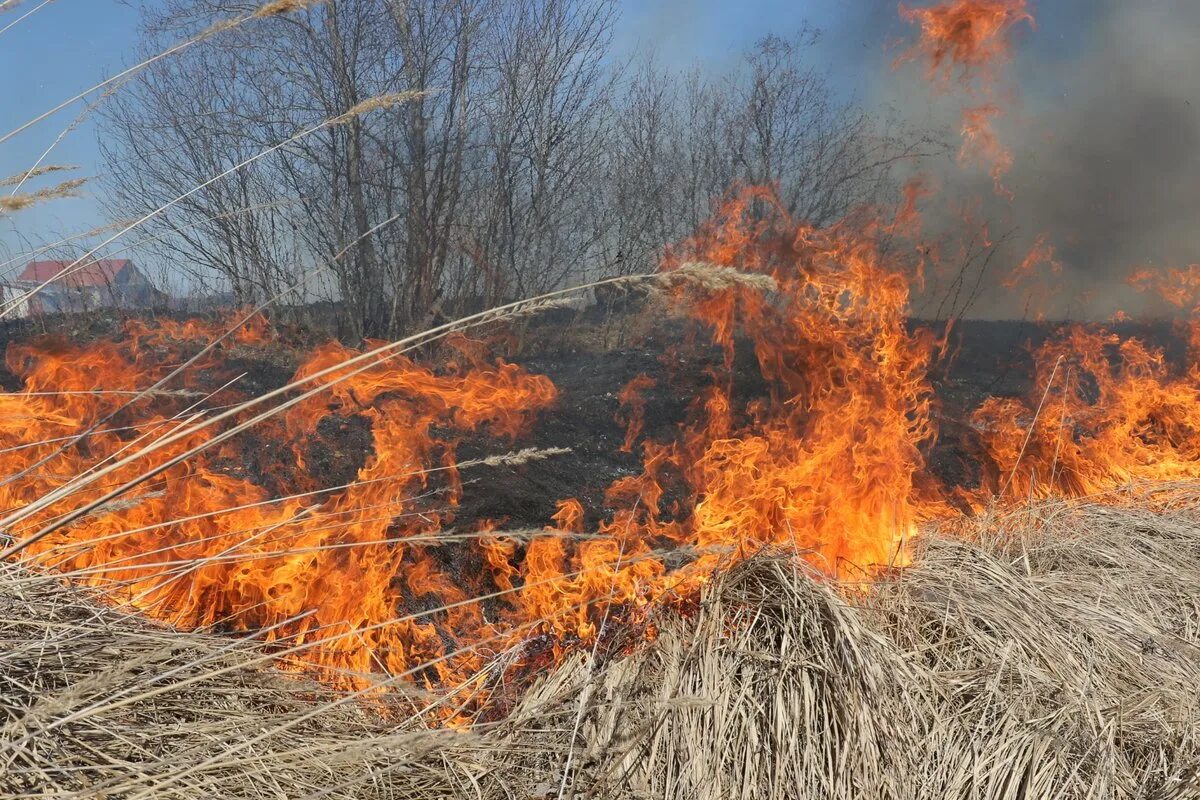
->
820, 0, 1200, 319
997, 1, 1200, 318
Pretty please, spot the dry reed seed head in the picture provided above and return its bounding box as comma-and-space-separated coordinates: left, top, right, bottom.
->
505, 296, 583, 318
0, 165, 78, 188
84, 490, 168, 521
329, 90, 429, 125
661, 261, 778, 295
197, 2, 326, 45
479, 446, 572, 468
0, 177, 88, 215
253, 0, 323, 18
0, 196, 35, 213
0, 0, 25, 12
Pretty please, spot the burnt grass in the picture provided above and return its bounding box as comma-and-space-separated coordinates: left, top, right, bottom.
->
0, 309, 1185, 534
461, 312, 1184, 527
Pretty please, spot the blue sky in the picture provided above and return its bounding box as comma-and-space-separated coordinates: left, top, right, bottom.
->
0, 1, 142, 257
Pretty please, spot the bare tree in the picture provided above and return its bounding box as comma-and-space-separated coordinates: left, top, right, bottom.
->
100, 9, 929, 337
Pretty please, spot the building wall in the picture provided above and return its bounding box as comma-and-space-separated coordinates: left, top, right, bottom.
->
0, 285, 32, 319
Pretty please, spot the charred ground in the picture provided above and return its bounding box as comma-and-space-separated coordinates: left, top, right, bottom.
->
0, 309, 1183, 533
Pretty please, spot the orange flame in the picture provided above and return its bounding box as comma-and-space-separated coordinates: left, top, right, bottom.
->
0, 189, 940, 710
0, 317, 561, 711
898, 0, 1033, 87
1003, 233, 1061, 289
1128, 263, 1200, 311
898, 0, 1034, 191
959, 104, 1013, 194
8, 184, 1200, 722
616, 374, 656, 453
971, 323, 1200, 500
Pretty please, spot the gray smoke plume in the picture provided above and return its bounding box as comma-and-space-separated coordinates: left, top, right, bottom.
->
819, 0, 1200, 319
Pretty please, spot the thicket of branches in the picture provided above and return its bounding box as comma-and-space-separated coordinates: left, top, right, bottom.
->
100, 0, 930, 338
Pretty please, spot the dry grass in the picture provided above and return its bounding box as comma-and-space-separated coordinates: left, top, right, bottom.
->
253, 0, 322, 17
5, 490, 1200, 798
0, 176, 87, 215
531, 496, 1200, 798
0, 164, 77, 188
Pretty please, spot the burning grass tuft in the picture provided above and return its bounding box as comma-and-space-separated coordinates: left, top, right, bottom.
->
4, 491, 1200, 798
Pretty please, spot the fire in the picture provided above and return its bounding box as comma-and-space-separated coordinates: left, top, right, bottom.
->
6, 202, 1200, 720
615, 188, 938, 576
898, 0, 1034, 191
2, 0, 1199, 736
0, 318, 561, 706
971, 323, 1200, 500
616, 375, 655, 453
959, 104, 1013, 192
1004, 232, 1061, 290
1128, 263, 1200, 311
0, 187, 943, 712
898, 0, 1033, 86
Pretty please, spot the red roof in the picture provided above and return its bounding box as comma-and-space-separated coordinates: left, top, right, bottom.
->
19, 259, 132, 287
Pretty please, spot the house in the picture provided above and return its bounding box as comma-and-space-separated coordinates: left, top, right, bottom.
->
0, 282, 33, 319
2, 259, 167, 317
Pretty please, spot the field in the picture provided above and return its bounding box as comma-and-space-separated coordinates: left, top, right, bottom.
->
2, 312, 1200, 798
5, 490, 1200, 797
4, 1, 1200, 796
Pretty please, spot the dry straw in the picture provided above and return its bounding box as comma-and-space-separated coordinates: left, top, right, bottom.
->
3, 492, 1200, 797
0, 177, 87, 215
331, 90, 430, 124
666, 260, 779, 294
0, 164, 77, 188
254, 0, 322, 17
